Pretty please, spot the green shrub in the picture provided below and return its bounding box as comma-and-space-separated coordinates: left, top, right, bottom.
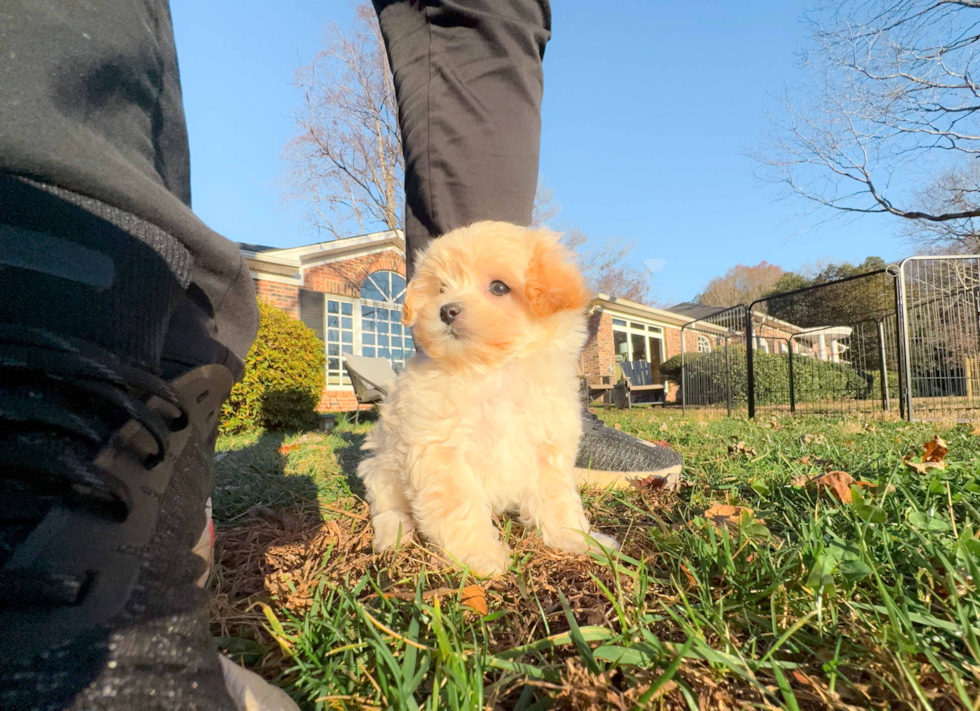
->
661, 345, 884, 406
219, 301, 326, 434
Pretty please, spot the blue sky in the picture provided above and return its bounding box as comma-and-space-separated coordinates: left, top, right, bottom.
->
171, 0, 904, 306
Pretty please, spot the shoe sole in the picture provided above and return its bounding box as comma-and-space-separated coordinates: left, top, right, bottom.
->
574, 463, 683, 490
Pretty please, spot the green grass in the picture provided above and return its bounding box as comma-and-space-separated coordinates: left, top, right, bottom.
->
210, 411, 980, 710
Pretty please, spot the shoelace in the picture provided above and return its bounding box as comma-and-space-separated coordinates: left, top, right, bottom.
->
0, 324, 187, 538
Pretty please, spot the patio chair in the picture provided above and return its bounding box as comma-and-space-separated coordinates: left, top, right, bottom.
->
341, 353, 398, 423
618, 360, 666, 409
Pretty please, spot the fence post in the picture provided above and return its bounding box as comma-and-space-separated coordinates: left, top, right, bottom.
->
725, 337, 732, 418
896, 260, 914, 421
892, 272, 907, 419
745, 310, 756, 418
877, 320, 889, 412
787, 339, 796, 414
681, 326, 687, 415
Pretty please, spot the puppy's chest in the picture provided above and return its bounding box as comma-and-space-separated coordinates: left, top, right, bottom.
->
456, 370, 558, 447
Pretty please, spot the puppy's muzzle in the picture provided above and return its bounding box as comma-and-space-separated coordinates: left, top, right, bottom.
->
440, 302, 462, 325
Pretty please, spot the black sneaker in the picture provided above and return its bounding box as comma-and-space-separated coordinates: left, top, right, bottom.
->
575, 412, 683, 489
0, 178, 241, 710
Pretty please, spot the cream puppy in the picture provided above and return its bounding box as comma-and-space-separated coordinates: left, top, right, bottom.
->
357, 221, 619, 576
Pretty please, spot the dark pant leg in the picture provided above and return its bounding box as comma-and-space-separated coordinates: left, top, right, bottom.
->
0, 0, 258, 364
372, 0, 551, 277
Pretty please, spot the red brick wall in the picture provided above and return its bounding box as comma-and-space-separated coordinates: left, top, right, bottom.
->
319, 389, 373, 412
304, 250, 406, 296
254, 279, 299, 318
578, 312, 616, 386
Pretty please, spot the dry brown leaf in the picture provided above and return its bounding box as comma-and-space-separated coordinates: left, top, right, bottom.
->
843, 439, 856, 449
679, 563, 699, 588
791, 473, 810, 487
659, 422, 669, 432
972, 424, 980, 436
922, 435, 949, 463
728, 441, 757, 458
801, 433, 826, 446
702, 503, 761, 527
460, 585, 488, 616
612, 423, 621, 430
903, 455, 946, 474
813, 471, 873, 504
631, 470, 684, 492
769, 416, 784, 430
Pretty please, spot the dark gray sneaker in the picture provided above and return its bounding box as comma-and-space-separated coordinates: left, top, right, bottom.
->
575, 412, 683, 488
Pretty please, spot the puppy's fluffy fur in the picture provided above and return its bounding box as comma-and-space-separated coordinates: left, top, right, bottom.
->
357, 221, 619, 576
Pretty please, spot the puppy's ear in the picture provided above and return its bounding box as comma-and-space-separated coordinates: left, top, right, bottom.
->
523, 231, 591, 318
401, 276, 423, 327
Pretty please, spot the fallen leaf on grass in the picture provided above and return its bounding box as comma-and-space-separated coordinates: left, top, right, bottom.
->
813, 471, 873, 504
799, 456, 813, 466
659, 422, 669, 432
843, 440, 856, 449
791, 473, 811, 487
679, 563, 699, 588
903, 456, 945, 474
972, 424, 980, 436
769, 416, 784, 430
728, 440, 757, 458
703, 503, 761, 527
631, 470, 684, 492
922, 435, 948, 463
648, 440, 671, 448
612, 423, 621, 430
460, 585, 488, 615
801, 433, 826, 446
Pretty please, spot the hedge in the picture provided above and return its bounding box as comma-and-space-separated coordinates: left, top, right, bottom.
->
660, 345, 891, 407
219, 301, 327, 434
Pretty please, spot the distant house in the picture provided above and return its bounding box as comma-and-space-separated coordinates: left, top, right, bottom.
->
242, 233, 849, 410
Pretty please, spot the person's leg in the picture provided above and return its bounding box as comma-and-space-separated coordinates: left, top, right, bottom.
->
374, 0, 683, 482
372, 0, 551, 278
0, 2, 263, 708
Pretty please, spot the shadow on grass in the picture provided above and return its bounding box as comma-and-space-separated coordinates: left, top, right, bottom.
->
212, 431, 322, 527
333, 430, 369, 500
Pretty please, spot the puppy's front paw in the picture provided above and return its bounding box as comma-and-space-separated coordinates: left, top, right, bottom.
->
371, 510, 415, 551
455, 544, 512, 578
587, 529, 622, 552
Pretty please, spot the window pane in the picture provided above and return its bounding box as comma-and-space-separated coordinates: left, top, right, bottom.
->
328, 344, 339, 356
377, 321, 389, 334
328, 358, 339, 370
328, 329, 339, 342
630, 322, 646, 330
342, 331, 352, 344
391, 323, 402, 336
392, 337, 402, 348
342, 344, 353, 354
612, 318, 627, 327
378, 334, 389, 346
613, 330, 628, 360
378, 308, 389, 321
341, 302, 352, 315
649, 326, 663, 334
362, 346, 375, 357
392, 349, 403, 359
360, 279, 384, 302
342, 317, 352, 329
363, 333, 375, 345
362, 305, 375, 317
379, 347, 390, 358
631, 333, 647, 361
363, 318, 375, 332
328, 301, 339, 314
327, 315, 339, 328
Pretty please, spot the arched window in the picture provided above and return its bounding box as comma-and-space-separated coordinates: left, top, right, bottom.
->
359, 271, 415, 371
697, 335, 712, 353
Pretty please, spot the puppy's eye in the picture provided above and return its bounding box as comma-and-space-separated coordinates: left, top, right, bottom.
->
488, 280, 510, 296
439, 284, 447, 294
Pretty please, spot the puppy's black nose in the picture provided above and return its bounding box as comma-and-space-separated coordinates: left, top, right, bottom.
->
440, 302, 462, 325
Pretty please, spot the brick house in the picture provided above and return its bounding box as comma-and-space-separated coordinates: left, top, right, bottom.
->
242, 231, 848, 411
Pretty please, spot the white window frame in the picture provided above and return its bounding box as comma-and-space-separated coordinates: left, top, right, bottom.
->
610, 316, 666, 364
697, 335, 712, 353
320, 271, 414, 391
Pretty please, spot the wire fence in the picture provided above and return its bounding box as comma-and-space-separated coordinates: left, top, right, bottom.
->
677, 255, 980, 421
